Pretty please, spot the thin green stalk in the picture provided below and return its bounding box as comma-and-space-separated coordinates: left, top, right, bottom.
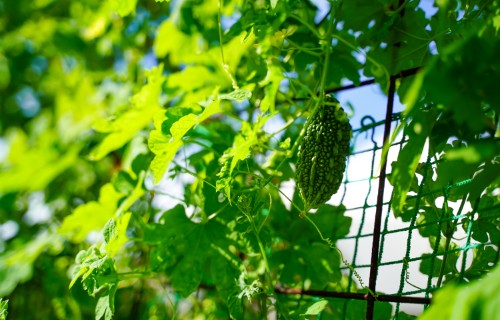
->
271, 182, 375, 294
303, 215, 377, 298
153, 190, 185, 202
256, 191, 273, 233
403, 258, 423, 290
319, 4, 335, 95
116, 171, 145, 217
261, 4, 338, 193
286, 40, 324, 56
173, 162, 217, 190
243, 207, 272, 279
217, 0, 238, 89
436, 193, 468, 288
289, 14, 324, 39
332, 33, 390, 87
235, 201, 275, 317
270, 183, 302, 213
393, 27, 431, 41
184, 137, 222, 157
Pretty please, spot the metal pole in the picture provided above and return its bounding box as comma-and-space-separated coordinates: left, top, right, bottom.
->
366, 76, 397, 319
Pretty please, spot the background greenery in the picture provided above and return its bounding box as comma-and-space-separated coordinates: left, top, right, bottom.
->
0, 0, 499, 319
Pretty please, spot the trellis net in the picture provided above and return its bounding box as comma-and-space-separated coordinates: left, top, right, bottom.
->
274, 73, 499, 319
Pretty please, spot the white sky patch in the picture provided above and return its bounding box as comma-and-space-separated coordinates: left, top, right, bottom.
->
278, 179, 296, 211
0, 220, 19, 241
418, 0, 439, 19
23, 192, 52, 225
309, 0, 330, 24
16, 87, 40, 118
221, 12, 242, 31
0, 138, 8, 163
86, 231, 104, 244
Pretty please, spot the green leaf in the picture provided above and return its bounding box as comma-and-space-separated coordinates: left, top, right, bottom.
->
219, 89, 252, 102
419, 251, 459, 278
0, 233, 60, 296
211, 255, 244, 318
464, 246, 498, 280
327, 299, 392, 320
59, 184, 124, 242
170, 257, 203, 297
154, 20, 203, 64
467, 195, 500, 244
312, 204, 351, 240
112, 171, 136, 194
327, 49, 362, 86
0, 298, 8, 320
419, 263, 500, 320
435, 141, 500, 189
0, 54, 10, 89
89, 65, 165, 160
103, 219, 115, 244
339, 0, 386, 32
301, 300, 328, 316
273, 243, 341, 287
69, 246, 117, 293
142, 205, 193, 244
149, 245, 176, 272
110, 0, 138, 17
467, 162, 500, 202
95, 284, 117, 320
259, 62, 282, 113
423, 36, 500, 131
0, 129, 81, 193
144, 205, 237, 299
215, 113, 273, 199
105, 212, 132, 257
149, 97, 222, 183
415, 206, 441, 237
390, 108, 438, 216
166, 65, 225, 93
396, 312, 417, 320
229, 114, 271, 174
400, 71, 425, 115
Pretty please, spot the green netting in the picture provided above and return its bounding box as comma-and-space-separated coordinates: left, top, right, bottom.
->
326, 108, 499, 319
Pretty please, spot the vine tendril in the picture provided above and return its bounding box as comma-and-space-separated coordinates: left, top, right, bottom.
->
303, 215, 378, 299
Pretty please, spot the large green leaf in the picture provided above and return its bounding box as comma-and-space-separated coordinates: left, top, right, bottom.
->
149, 97, 222, 183
89, 66, 165, 160
418, 263, 500, 320
58, 184, 124, 242
390, 107, 439, 216
424, 36, 500, 131
0, 129, 81, 193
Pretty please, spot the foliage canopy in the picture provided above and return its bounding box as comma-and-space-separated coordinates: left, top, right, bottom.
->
0, 0, 499, 319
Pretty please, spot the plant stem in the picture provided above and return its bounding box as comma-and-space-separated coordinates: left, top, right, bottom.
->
217, 0, 238, 89
116, 171, 145, 217
436, 193, 468, 287
319, 4, 335, 96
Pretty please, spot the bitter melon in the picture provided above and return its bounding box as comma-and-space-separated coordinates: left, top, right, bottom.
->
296, 96, 352, 210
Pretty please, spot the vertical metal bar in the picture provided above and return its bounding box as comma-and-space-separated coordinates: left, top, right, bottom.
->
365, 76, 397, 320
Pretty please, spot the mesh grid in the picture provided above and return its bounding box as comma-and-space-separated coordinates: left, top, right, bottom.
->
281, 71, 499, 319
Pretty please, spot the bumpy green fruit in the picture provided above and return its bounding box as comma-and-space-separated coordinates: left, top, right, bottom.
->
296, 96, 352, 209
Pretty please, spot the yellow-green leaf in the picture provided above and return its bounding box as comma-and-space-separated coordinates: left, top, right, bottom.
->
58, 184, 124, 242
219, 89, 252, 102
154, 20, 203, 64
110, 0, 138, 17
149, 98, 222, 183
0, 129, 81, 193
105, 212, 132, 257
89, 65, 165, 160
